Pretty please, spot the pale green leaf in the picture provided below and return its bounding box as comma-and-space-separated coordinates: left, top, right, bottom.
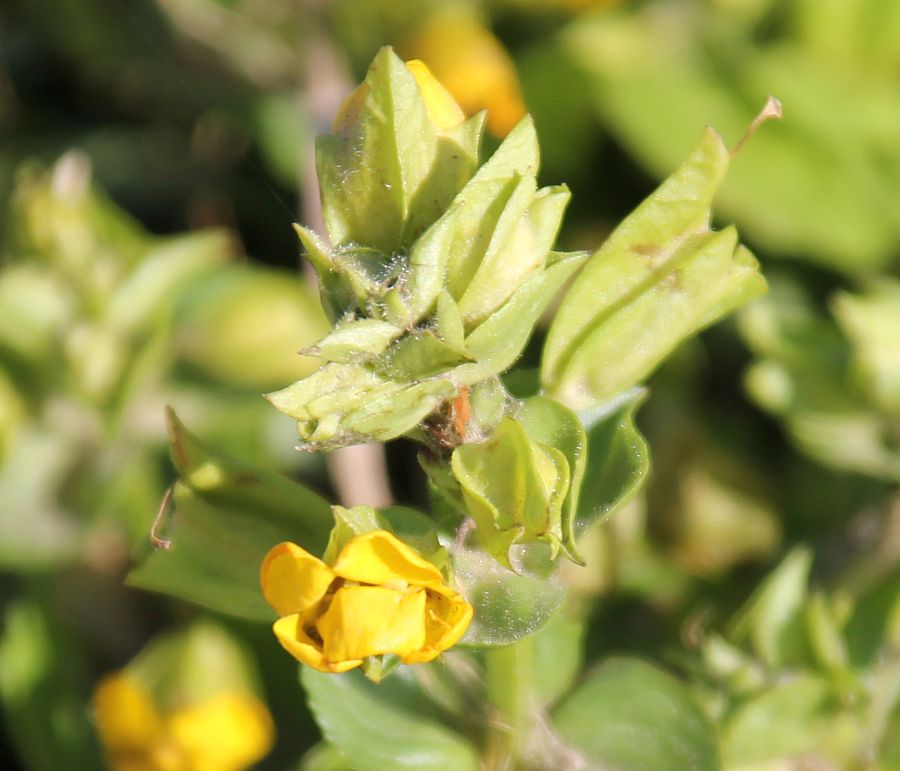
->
302, 667, 481, 771
542, 128, 765, 409
552, 657, 719, 771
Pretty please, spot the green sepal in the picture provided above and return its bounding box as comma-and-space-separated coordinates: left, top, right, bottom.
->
542, 127, 766, 409
294, 224, 355, 321
451, 417, 570, 569
378, 332, 472, 380
458, 181, 570, 328
267, 363, 456, 449
384, 205, 462, 327
457, 250, 589, 385
433, 291, 466, 351
518, 395, 588, 565
361, 654, 402, 684
306, 318, 403, 364
444, 117, 541, 301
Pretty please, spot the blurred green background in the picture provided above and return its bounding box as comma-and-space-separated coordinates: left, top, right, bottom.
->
2, 0, 899, 768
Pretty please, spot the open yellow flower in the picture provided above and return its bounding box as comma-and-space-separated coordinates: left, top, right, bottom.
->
93, 673, 274, 771
260, 530, 473, 673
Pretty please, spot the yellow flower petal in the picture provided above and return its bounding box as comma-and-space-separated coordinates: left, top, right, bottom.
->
405, 59, 465, 130
316, 585, 427, 662
168, 692, 274, 771
426, 589, 473, 651
93, 674, 163, 755
404, 589, 473, 664
261, 541, 336, 617
272, 613, 362, 674
331, 530, 445, 589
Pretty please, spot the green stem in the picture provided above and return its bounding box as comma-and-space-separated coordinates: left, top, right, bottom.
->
484, 636, 538, 770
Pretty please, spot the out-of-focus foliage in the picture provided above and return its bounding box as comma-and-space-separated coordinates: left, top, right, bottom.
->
0, 155, 327, 572
2, 0, 900, 769
550, 0, 900, 275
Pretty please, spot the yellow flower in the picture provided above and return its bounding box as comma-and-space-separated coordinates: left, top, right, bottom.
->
260, 530, 473, 673
403, 8, 526, 137
332, 59, 464, 135
93, 673, 274, 771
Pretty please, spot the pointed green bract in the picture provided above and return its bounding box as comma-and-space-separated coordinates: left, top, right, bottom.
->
275, 51, 584, 449
541, 127, 766, 409
517, 396, 587, 564
316, 48, 478, 254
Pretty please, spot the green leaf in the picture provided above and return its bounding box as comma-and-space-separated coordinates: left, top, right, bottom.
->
302, 666, 481, 771
452, 543, 566, 646
805, 592, 848, 672
108, 230, 229, 334
741, 277, 900, 481
0, 427, 81, 570
176, 264, 330, 389
128, 410, 333, 620
562, 9, 900, 273
721, 674, 837, 766
517, 396, 588, 563
300, 743, 355, 771
844, 566, 900, 668
552, 657, 719, 771
833, 280, 900, 417
575, 389, 650, 537
531, 611, 584, 708
0, 598, 102, 771
728, 546, 812, 668
542, 127, 765, 410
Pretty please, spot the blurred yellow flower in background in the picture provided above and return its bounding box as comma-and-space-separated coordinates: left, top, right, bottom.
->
261, 530, 472, 673
93, 674, 273, 771
403, 6, 526, 136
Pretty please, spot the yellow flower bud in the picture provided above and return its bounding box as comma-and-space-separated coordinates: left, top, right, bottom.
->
404, 59, 465, 130
260, 530, 472, 673
333, 60, 464, 135
93, 673, 274, 771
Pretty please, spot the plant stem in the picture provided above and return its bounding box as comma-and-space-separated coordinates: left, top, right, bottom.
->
484, 636, 538, 770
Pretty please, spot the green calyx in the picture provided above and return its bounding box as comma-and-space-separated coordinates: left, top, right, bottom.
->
423, 395, 587, 570
268, 47, 585, 450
